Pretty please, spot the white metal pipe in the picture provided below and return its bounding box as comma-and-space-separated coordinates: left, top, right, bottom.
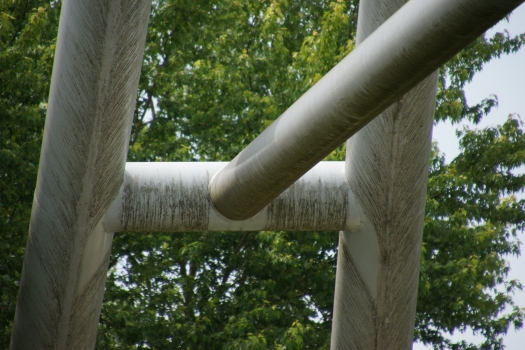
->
332, 0, 439, 348
10, 1, 151, 348
103, 162, 364, 233
209, 0, 525, 221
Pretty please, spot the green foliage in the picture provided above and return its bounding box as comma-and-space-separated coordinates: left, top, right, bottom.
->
130, 0, 356, 162
418, 117, 525, 349
1, 0, 525, 349
99, 230, 337, 349
436, 31, 525, 124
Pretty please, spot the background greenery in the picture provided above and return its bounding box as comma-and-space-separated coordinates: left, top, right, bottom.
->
2, 1, 525, 348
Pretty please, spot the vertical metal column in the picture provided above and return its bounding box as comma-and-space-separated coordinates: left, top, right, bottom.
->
10, 1, 151, 348
331, 0, 438, 348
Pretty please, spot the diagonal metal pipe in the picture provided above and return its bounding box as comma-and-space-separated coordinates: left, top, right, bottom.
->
209, 0, 525, 221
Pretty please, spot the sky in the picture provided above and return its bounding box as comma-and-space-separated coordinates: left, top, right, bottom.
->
414, 3, 525, 349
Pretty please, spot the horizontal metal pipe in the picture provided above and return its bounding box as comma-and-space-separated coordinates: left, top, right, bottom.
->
209, 0, 524, 221
103, 162, 363, 232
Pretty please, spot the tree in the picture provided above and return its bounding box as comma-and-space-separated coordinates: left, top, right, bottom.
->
417, 32, 525, 348
1, 1, 524, 349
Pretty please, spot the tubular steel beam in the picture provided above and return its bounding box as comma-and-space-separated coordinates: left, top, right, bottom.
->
10, 1, 151, 348
103, 162, 364, 233
332, 0, 438, 348
209, 0, 525, 221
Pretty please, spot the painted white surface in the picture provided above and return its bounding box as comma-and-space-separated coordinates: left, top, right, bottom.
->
103, 162, 364, 232
10, 1, 152, 348
414, 3, 525, 349
331, 0, 439, 347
